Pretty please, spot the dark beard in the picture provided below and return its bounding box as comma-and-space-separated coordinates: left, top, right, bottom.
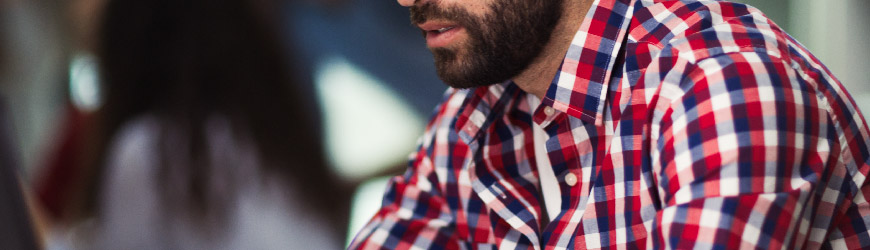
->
410, 0, 563, 89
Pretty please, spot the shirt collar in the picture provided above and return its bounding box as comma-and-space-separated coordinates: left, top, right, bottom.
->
541, 0, 634, 126
455, 82, 521, 144
455, 0, 635, 142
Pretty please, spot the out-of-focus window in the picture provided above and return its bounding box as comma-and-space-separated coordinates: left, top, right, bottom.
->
734, 0, 870, 116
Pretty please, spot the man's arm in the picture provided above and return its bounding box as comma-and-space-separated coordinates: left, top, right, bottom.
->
649, 50, 870, 249
348, 165, 462, 250
349, 89, 468, 250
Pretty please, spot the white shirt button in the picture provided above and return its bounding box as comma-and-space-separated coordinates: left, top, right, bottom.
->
544, 106, 555, 116
565, 173, 578, 186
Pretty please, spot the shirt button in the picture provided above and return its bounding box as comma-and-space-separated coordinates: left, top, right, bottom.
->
544, 107, 555, 116
565, 173, 578, 186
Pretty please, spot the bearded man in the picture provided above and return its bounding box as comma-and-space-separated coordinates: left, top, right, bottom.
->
349, 0, 870, 248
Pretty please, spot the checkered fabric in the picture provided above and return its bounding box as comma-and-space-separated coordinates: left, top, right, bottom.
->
349, 0, 870, 249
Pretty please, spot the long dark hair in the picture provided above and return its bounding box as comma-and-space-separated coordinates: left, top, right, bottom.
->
76, 0, 348, 232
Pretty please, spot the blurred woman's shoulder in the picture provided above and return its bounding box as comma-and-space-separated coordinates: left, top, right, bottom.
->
87, 114, 341, 249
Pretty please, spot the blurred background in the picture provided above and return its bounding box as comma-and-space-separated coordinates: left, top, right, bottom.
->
0, 0, 868, 248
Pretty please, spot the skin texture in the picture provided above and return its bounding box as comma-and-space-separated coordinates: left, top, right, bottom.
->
400, 0, 592, 98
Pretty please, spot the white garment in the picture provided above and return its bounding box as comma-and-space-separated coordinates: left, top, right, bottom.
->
83, 115, 339, 250
527, 95, 562, 223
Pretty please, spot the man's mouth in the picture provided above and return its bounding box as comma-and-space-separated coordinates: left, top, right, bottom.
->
419, 23, 463, 48
434, 26, 456, 33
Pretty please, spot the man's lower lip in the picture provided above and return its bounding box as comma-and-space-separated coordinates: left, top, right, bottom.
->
425, 27, 463, 48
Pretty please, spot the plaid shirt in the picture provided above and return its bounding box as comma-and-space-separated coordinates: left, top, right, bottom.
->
350, 0, 870, 249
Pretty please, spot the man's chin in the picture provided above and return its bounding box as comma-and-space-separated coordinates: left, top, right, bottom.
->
432, 48, 515, 89
442, 81, 494, 89
437, 69, 507, 89
436, 62, 513, 89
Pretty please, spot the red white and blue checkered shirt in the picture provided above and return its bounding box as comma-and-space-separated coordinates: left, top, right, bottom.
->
350, 0, 870, 249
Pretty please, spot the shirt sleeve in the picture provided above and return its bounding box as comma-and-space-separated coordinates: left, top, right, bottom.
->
348, 89, 467, 250
650, 50, 870, 249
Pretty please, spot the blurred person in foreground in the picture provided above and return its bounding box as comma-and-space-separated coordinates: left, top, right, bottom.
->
0, 3, 41, 249
63, 0, 349, 248
349, 0, 870, 249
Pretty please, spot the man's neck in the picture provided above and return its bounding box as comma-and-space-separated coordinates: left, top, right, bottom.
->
513, 0, 591, 99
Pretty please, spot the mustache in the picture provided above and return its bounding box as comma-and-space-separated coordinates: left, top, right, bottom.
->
409, 3, 469, 26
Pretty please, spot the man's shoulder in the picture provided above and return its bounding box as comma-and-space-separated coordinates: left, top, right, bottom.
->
427, 88, 471, 124
417, 88, 473, 145
629, 0, 786, 63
